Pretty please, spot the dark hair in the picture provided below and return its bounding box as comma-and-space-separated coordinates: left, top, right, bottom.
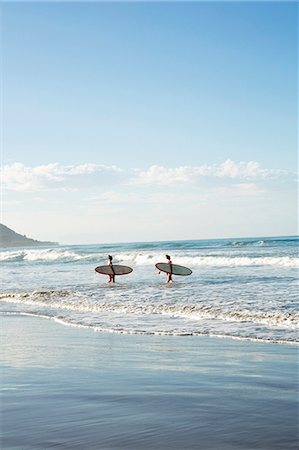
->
108, 255, 113, 260
166, 254, 171, 260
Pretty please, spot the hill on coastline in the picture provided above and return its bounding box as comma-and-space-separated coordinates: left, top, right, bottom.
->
0, 224, 58, 248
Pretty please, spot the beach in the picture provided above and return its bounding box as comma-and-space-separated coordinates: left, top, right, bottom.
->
1, 314, 298, 450
2, 0, 297, 446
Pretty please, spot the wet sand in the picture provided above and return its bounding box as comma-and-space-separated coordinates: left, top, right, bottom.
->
1, 315, 298, 449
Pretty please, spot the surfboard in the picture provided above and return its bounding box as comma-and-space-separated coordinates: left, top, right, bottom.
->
95, 265, 133, 276
155, 262, 192, 276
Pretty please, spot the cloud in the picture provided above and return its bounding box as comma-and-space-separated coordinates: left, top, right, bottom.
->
1, 163, 122, 192
2, 160, 290, 193
86, 191, 140, 203
232, 183, 265, 195
130, 159, 287, 186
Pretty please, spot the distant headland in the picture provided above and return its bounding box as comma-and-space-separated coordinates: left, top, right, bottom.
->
0, 224, 58, 248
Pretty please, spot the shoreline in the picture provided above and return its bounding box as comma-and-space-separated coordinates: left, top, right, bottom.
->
1, 310, 298, 346
1, 314, 298, 449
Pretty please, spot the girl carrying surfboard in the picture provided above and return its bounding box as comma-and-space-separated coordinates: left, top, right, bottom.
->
155, 257, 192, 282
165, 255, 173, 283
107, 255, 115, 283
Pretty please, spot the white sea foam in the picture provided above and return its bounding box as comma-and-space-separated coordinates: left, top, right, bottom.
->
1, 311, 297, 345
231, 240, 266, 247
117, 253, 299, 268
1, 247, 298, 267
1, 248, 94, 262
1, 291, 298, 329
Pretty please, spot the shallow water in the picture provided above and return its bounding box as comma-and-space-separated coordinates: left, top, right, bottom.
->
1, 236, 298, 343
1, 316, 298, 450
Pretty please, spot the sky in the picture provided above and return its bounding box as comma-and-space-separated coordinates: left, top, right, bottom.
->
1, 1, 298, 244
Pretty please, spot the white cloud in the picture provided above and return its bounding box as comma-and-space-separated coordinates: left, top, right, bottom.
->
130, 165, 191, 185
147, 192, 208, 204
232, 183, 265, 196
87, 191, 140, 203
2, 160, 290, 194
1, 163, 122, 192
214, 160, 267, 178
130, 159, 286, 186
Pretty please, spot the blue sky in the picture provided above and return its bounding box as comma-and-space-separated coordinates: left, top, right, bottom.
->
1, 1, 298, 243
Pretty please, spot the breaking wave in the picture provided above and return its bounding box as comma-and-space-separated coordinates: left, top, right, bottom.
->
228, 237, 298, 247
230, 240, 266, 247
1, 310, 297, 345
0, 248, 97, 263
1, 291, 298, 330
0, 248, 298, 268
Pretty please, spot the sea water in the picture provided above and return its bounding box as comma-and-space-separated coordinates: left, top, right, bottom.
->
1, 236, 298, 344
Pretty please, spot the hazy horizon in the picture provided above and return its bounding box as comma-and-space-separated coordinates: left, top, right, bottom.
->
2, 221, 298, 247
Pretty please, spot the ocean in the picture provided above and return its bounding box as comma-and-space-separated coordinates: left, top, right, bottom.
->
1, 236, 298, 345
